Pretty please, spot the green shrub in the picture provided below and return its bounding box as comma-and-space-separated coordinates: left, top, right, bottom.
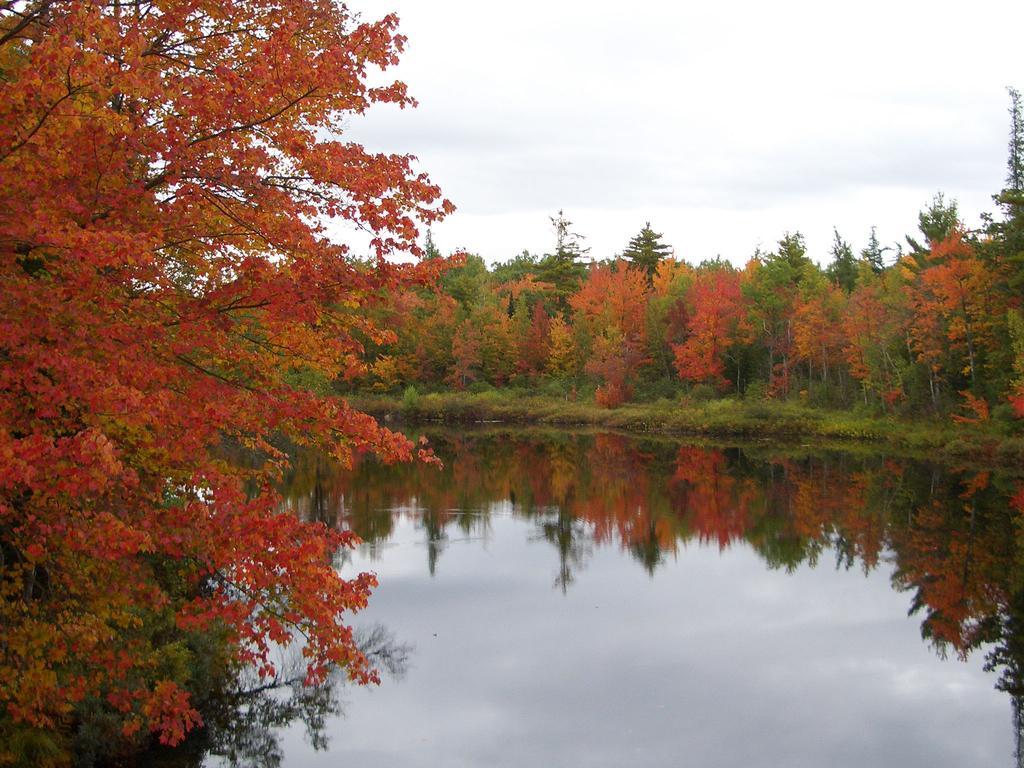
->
743, 381, 768, 402
688, 383, 718, 402
537, 378, 571, 399
401, 385, 420, 412
745, 402, 773, 421
634, 378, 681, 402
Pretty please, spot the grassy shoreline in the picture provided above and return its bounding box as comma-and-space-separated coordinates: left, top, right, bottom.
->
347, 390, 1024, 468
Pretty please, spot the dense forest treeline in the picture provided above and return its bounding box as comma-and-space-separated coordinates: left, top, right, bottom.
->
347, 89, 1024, 423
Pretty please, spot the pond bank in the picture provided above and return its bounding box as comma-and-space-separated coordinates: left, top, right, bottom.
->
347, 391, 1024, 470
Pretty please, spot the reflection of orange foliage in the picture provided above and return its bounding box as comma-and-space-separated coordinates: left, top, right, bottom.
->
959, 471, 990, 499
299, 434, 1018, 670
1012, 485, 1024, 515
1011, 388, 1024, 418
670, 448, 752, 550
836, 472, 884, 570
582, 435, 664, 550
891, 497, 1006, 657
790, 468, 832, 540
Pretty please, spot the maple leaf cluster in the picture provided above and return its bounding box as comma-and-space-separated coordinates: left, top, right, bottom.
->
0, 0, 451, 750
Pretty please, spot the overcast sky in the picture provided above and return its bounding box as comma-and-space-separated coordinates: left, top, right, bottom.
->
344, 0, 1024, 267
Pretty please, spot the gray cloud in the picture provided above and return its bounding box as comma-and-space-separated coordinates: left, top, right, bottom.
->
337, 0, 1023, 263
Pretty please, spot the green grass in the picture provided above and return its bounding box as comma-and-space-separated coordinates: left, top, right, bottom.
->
347, 389, 1024, 468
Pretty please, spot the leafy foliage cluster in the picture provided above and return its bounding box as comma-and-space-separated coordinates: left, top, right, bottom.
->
0, 0, 451, 761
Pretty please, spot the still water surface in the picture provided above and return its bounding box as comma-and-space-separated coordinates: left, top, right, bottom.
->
200, 429, 1023, 767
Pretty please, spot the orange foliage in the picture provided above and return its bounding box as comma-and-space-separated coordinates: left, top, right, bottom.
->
572, 262, 649, 406
907, 231, 999, 389
792, 284, 847, 385
673, 269, 747, 390
952, 391, 990, 423
519, 301, 552, 376
0, 0, 449, 744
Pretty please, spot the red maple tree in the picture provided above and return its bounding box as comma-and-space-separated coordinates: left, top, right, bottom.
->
0, 0, 451, 748
571, 261, 649, 407
673, 268, 747, 390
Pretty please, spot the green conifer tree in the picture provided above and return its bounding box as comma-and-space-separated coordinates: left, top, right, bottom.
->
537, 210, 588, 312
621, 222, 672, 284
860, 226, 888, 273
987, 86, 1024, 291
825, 228, 858, 292
906, 192, 960, 263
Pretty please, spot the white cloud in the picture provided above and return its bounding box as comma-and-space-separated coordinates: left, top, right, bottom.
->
343, 0, 1024, 265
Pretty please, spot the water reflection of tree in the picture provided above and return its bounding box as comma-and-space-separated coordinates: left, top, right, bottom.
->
628, 515, 667, 575
533, 506, 594, 593
421, 506, 449, 577
147, 625, 410, 768
278, 429, 1024, 758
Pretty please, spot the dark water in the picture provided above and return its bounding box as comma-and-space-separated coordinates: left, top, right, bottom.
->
196, 429, 1024, 767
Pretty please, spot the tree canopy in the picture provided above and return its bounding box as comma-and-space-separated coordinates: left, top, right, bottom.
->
0, 0, 451, 753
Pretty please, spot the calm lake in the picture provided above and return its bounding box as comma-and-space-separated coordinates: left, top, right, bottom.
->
186, 428, 1023, 767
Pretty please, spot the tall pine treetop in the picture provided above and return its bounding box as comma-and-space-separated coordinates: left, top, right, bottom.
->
1007, 86, 1024, 193
826, 228, 857, 292
622, 222, 672, 283
860, 226, 890, 273
537, 210, 589, 311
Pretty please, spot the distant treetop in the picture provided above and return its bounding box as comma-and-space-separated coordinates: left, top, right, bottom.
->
622, 222, 672, 284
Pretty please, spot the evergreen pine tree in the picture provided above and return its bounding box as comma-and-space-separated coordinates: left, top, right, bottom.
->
825, 228, 857, 292
1007, 86, 1024, 193
621, 222, 672, 284
906, 192, 960, 262
424, 227, 441, 260
860, 226, 889, 273
987, 86, 1024, 291
774, 231, 813, 283
537, 210, 588, 311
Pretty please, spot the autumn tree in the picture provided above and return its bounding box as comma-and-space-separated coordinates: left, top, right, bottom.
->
0, 0, 451, 754
844, 272, 910, 408
519, 301, 552, 377
586, 329, 646, 408
449, 320, 484, 389
673, 266, 748, 391
645, 258, 693, 379
791, 281, 847, 394
571, 261, 649, 406
546, 316, 578, 380
473, 302, 516, 384
906, 231, 1000, 403
743, 233, 816, 396
1010, 310, 1024, 417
